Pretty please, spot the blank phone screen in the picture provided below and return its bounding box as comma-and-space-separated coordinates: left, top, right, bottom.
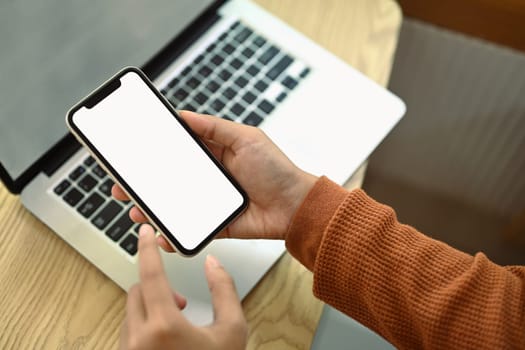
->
70, 70, 245, 253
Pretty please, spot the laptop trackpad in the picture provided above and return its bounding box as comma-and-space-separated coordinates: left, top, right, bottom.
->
162, 239, 285, 325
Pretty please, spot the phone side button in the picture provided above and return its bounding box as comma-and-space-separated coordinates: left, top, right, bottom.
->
120, 234, 138, 256
91, 201, 122, 230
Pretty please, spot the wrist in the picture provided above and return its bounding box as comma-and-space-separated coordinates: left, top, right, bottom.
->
285, 176, 349, 270
284, 170, 318, 237
293, 170, 318, 215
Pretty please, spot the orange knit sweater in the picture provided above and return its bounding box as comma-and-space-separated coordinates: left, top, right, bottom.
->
285, 177, 525, 349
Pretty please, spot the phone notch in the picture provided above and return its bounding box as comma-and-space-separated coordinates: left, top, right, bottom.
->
83, 78, 122, 109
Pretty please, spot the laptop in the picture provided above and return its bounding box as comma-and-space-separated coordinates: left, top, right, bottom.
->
0, 0, 405, 325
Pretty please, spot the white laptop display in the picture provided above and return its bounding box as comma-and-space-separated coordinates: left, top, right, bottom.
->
0, 0, 405, 325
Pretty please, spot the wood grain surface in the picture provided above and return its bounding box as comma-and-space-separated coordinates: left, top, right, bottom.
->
0, 1, 401, 349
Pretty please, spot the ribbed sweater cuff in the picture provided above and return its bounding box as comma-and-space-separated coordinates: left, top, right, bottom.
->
285, 176, 349, 271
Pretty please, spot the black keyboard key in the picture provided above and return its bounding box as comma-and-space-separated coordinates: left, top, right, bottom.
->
84, 156, 95, 166
253, 36, 266, 47
194, 92, 208, 105
54, 179, 71, 195
63, 188, 84, 207
276, 92, 287, 102
242, 91, 256, 104
120, 234, 138, 256
211, 54, 223, 65
254, 80, 268, 92
198, 66, 213, 77
210, 99, 226, 112
161, 88, 168, 96
168, 96, 180, 109
247, 65, 260, 77
206, 81, 220, 93
78, 174, 98, 192
282, 76, 298, 90
243, 112, 264, 126
69, 166, 86, 181
234, 27, 252, 43
181, 66, 192, 77
107, 210, 134, 242
168, 78, 180, 88
92, 165, 106, 179
99, 178, 114, 197
300, 68, 311, 78
230, 58, 243, 69
180, 102, 197, 111
77, 192, 104, 218
134, 224, 141, 234
230, 21, 240, 30
234, 76, 248, 88
194, 55, 204, 64
91, 200, 122, 230
223, 87, 236, 99
259, 46, 278, 64
258, 100, 275, 114
222, 44, 235, 54
242, 47, 255, 58
205, 43, 216, 53
218, 32, 228, 41
173, 88, 189, 101
200, 109, 215, 115
218, 69, 232, 81
222, 115, 234, 121
186, 77, 201, 89
231, 103, 245, 117
267, 55, 293, 80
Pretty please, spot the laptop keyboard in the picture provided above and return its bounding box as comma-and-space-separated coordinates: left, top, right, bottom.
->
54, 156, 139, 256
160, 20, 310, 125
52, 20, 311, 257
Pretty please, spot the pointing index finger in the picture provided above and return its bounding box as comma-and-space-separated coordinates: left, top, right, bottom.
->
138, 225, 178, 316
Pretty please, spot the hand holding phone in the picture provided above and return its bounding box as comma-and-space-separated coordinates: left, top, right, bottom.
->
67, 67, 247, 256
111, 110, 320, 252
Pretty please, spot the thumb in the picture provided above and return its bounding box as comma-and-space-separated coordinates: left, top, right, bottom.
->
204, 255, 245, 325
178, 111, 244, 150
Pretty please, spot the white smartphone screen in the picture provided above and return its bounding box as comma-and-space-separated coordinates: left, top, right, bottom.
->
67, 68, 247, 255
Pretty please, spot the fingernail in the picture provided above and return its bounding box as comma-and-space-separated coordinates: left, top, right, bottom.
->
139, 224, 152, 237
206, 254, 222, 268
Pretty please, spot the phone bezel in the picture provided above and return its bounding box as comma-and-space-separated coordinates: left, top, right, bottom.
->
66, 66, 248, 256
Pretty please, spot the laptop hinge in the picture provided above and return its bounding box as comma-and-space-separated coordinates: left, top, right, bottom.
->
42, 134, 82, 177
0, 133, 81, 194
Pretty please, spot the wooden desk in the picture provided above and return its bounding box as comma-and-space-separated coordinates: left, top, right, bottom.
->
0, 1, 401, 348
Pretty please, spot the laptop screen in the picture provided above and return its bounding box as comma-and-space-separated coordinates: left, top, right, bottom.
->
0, 0, 214, 180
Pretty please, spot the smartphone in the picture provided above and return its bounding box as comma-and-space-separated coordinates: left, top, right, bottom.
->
66, 67, 248, 256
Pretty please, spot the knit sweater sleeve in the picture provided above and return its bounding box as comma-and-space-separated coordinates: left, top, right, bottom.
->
285, 176, 525, 349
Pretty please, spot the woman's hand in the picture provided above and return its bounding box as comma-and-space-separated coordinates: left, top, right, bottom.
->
113, 110, 317, 251
119, 225, 247, 350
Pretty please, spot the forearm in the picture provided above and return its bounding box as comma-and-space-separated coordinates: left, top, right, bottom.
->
285, 177, 525, 349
